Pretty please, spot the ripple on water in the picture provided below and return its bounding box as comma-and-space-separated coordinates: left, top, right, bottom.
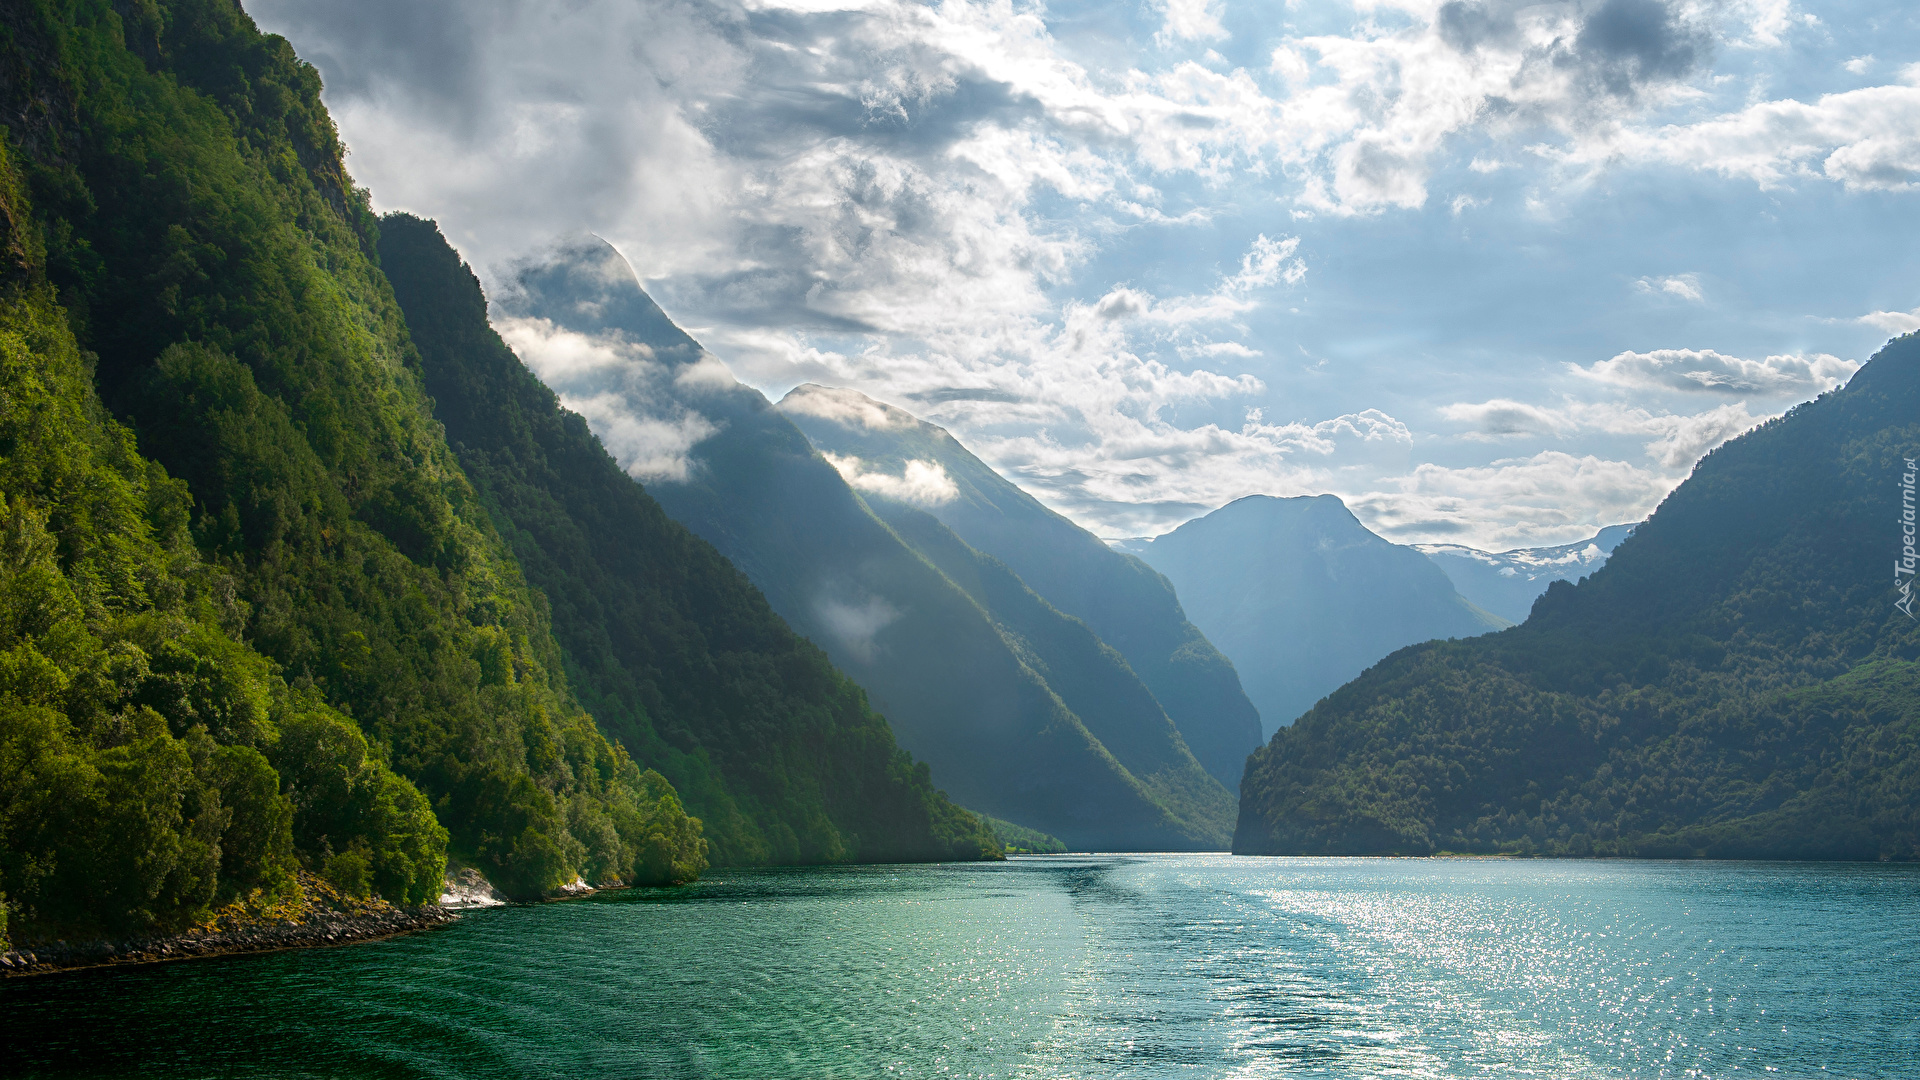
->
3, 856, 1916, 1079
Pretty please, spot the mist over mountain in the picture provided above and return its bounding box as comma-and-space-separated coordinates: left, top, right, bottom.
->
777, 384, 1262, 789
1119, 495, 1508, 736
377, 214, 996, 868
1237, 337, 1920, 860
1418, 525, 1638, 625
490, 239, 1233, 849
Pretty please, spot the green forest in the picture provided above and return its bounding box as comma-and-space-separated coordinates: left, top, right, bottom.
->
1236, 335, 1920, 860
0, 0, 989, 948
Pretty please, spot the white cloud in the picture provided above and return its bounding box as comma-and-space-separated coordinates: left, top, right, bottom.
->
1349, 451, 1676, 549
1844, 55, 1875, 75
1633, 273, 1705, 302
1573, 348, 1859, 395
1155, 0, 1227, 46
1587, 83, 1920, 191
249, 0, 1910, 552
778, 384, 913, 430
821, 452, 962, 506
1442, 397, 1768, 468
814, 593, 902, 664
495, 316, 726, 482
1859, 306, 1920, 335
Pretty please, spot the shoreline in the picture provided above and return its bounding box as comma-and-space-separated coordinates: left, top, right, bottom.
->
0, 903, 458, 978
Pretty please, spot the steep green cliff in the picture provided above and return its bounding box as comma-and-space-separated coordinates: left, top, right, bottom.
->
0, 0, 703, 941
375, 213, 997, 866
1236, 338, 1920, 860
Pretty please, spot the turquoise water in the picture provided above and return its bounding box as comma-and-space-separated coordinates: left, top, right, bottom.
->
5, 856, 1917, 1078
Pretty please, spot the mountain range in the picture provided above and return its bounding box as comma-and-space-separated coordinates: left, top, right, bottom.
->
1119, 495, 1509, 735
0, 0, 987, 947
1418, 525, 1637, 625
776, 383, 1263, 790
1237, 338, 1920, 859
490, 239, 1251, 850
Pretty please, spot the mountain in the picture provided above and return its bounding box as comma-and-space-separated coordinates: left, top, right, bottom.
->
1236, 338, 1920, 860
0, 0, 704, 945
776, 384, 1262, 790
490, 238, 1233, 849
375, 214, 997, 868
1120, 495, 1508, 735
1417, 525, 1637, 624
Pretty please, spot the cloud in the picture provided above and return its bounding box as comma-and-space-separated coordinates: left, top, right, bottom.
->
1155, 0, 1227, 46
1583, 83, 1920, 191
247, 0, 1893, 553
495, 316, 724, 482
821, 452, 962, 506
1442, 397, 1768, 467
814, 593, 902, 664
1633, 273, 1705, 301
1573, 348, 1859, 395
778, 384, 913, 430
1349, 450, 1675, 549
1859, 306, 1920, 335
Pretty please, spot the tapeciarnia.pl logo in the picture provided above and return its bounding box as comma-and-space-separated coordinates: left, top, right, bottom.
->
1899, 457, 1918, 619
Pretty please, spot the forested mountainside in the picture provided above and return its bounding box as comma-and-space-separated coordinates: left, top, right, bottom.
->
1237, 339, 1920, 860
866, 501, 1234, 845
0, 0, 704, 944
1418, 524, 1636, 624
1125, 495, 1506, 735
778, 384, 1262, 790
491, 237, 1232, 850
376, 214, 996, 866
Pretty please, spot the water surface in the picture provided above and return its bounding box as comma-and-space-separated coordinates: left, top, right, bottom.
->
6, 856, 1916, 1078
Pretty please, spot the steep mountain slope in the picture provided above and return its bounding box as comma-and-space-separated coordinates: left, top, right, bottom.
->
490, 237, 1227, 849
868, 501, 1233, 844
1418, 524, 1636, 624
0, 0, 704, 923
778, 384, 1262, 789
1123, 495, 1507, 735
376, 214, 996, 866
1237, 338, 1920, 860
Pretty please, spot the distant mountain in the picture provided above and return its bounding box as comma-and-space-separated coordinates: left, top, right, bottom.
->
377, 214, 997, 868
1119, 495, 1508, 736
490, 239, 1233, 850
1236, 337, 1920, 860
1417, 525, 1637, 624
777, 384, 1263, 790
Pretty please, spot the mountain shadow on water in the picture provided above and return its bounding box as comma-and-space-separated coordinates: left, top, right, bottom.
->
1236, 339, 1920, 860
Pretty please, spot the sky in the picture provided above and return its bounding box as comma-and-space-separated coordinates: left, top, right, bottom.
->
251, 0, 1920, 550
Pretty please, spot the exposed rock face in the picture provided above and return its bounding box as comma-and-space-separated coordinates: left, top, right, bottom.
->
439, 867, 509, 909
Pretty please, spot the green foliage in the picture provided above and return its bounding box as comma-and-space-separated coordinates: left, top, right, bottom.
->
376, 213, 999, 867
1236, 339, 1920, 860
980, 815, 1067, 855
0, 0, 707, 927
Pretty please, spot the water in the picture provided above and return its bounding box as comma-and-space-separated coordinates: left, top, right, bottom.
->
5, 856, 1916, 1079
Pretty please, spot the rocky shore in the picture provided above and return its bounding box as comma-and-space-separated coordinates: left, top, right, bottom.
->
0, 872, 459, 977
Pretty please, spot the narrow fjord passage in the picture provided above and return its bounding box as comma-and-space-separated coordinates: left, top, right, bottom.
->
7, 857, 1916, 1078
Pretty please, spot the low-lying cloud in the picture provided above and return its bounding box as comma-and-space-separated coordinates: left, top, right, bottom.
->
1573, 349, 1859, 396
822, 453, 961, 508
